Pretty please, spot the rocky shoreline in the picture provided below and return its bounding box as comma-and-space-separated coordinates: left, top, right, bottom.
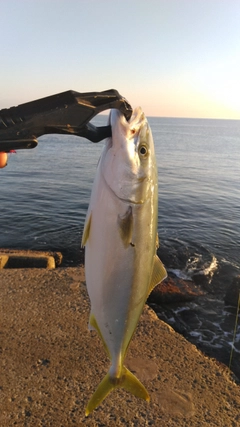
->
154, 246, 240, 384
1, 266, 240, 426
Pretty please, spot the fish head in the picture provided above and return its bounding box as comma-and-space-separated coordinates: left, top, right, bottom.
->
101, 107, 157, 204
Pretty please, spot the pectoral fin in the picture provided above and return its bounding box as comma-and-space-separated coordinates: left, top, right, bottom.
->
148, 255, 167, 296
117, 206, 133, 248
81, 211, 92, 247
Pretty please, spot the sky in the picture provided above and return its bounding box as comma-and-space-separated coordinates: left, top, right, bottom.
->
1, 0, 240, 119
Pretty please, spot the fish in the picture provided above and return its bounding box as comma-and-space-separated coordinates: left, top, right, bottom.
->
82, 106, 167, 416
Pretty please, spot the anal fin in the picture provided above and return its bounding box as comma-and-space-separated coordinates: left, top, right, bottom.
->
89, 313, 110, 358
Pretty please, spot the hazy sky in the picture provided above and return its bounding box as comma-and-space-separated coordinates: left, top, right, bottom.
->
1, 0, 240, 119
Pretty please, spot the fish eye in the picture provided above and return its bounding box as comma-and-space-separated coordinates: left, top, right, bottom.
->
139, 144, 148, 157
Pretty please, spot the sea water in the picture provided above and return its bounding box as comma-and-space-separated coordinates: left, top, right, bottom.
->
1, 115, 240, 378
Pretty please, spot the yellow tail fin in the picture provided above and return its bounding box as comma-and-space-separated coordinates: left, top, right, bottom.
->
85, 365, 150, 416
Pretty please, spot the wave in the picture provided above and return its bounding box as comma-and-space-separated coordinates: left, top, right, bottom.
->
158, 238, 219, 285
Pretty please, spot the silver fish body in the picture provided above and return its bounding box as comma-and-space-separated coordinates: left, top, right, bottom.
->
82, 107, 167, 415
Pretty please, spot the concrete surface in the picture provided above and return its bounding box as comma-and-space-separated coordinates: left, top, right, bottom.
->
0, 267, 240, 426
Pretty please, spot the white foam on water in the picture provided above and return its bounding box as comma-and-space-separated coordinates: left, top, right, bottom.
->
167, 269, 191, 280
169, 252, 219, 284
189, 331, 202, 338
174, 306, 190, 314
221, 257, 240, 270
202, 255, 218, 277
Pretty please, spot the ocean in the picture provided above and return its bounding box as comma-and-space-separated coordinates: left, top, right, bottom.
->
1, 115, 240, 379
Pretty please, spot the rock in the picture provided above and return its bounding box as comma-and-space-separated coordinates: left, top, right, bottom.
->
0, 249, 62, 269
148, 274, 205, 304
224, 275, 240, 307
192, 272, 210, 288
157, 245, 189, 270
